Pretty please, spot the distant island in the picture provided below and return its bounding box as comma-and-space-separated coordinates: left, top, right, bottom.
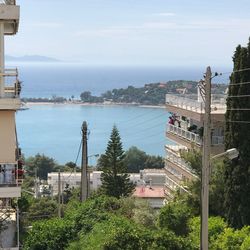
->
6, 55, 60, 62
22, 81, 228, 106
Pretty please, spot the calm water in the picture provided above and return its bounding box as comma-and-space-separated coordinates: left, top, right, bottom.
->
12, 63, 230, 164
16, 105, 170, 165
7, 62, 231, 98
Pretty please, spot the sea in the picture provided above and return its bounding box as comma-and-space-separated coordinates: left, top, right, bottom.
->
13, 62, 231, 165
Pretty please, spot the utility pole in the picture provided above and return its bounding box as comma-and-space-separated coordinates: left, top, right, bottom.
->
80, 121, 88, 202
200, 66, 212, 250
58, 170, 61, 218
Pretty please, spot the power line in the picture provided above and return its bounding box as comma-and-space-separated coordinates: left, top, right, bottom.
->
120, 113, 166, 131
221, 68, 250, 75
226, 93, 250, 98
228, 81, 250, 86
120, 108, 157, 123
226, 120, 250, 124
227, 109, 250, 111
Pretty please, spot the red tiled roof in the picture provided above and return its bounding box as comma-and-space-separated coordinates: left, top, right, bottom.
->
133, 186, 165, 198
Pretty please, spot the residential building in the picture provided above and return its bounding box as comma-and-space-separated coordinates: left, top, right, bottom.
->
165, 91, 226, 199
48, 169, 166, 197
0, 1, 23, 249
133, 186, 165, 208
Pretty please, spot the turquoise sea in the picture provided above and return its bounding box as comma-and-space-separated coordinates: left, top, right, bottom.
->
16, 104, 169, 165
12, 63, 230, 164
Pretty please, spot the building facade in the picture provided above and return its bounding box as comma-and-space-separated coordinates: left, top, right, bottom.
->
0, 1, 22, 249
165, 92, 226, 199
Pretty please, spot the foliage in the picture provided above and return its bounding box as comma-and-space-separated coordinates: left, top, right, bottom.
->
25, 154, 57, 180
118, 197, 156, 228
180, 150, 228, 217
67, 216, 152, 250
213, 226, 250, 250
188, 216, 228, 249
123, 146, 147, 172
26, 197, 58, 221
80, 91, 103, 103
158, 200, 192, 236
23, 218, 74, 250
224, 38, 250, 228
144, 155, 164, 169
150, 230, 193, 250
99, 126, 135, 198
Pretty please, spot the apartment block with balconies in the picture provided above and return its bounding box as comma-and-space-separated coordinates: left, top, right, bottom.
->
164, 92, 226, 198
0, 1, 23, 249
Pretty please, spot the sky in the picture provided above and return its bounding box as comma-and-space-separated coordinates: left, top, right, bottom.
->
5, 0, 250, 67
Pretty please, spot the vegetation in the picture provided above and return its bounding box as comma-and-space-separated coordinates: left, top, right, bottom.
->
224, 38, 250, 228
25, 154, 57, 180
124, 146, 164, 173
79, 81, 227, 106
98, 125, 135, 198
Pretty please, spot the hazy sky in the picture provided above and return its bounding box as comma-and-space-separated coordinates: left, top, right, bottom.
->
5, 0, 250, 67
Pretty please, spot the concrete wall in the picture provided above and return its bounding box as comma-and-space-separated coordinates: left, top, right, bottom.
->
0, 111, 16, 164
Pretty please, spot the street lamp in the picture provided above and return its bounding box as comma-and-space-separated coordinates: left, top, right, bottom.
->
211, 148, 239, 160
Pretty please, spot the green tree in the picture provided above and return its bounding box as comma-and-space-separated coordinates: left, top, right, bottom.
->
158, 200, 192, 236
23, 218, 74, 250
99, 126, 135, 198
124, 146, 147, 172
224, 38, 250, 228
25, 154, 56, 180
27, 197, 58, 221
144, 155, 164, 169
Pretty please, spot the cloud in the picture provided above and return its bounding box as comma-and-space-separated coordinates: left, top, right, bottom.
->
154, 12, 176, 17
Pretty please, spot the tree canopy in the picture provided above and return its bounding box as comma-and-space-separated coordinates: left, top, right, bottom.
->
224, 38, 250, 228
98, 125, 135, 198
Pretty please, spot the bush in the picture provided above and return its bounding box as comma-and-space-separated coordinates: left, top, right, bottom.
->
67, 216, 152, 250
23, 218, 74, 250
158, 201, 192, 236
188, 216, 228, 249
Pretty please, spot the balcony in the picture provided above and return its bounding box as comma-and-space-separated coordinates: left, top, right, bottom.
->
166, 94, 226, 121
166, 124, 225, 154
165, 145, 197, 180
165, 175, 190, 195
0, 68, 21, 110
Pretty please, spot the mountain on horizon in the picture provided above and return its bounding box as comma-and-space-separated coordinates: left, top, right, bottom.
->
5, 55, 60, 62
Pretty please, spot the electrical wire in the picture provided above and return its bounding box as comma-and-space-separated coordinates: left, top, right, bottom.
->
225, 120, 250, 124
228, 81, 250, 86
221, 68, 250, 75
63, 138, 82, 181
227, 95, 250, 98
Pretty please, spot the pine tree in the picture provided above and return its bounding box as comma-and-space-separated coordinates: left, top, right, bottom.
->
224, 38, 250, 228
99, 125, 135, 198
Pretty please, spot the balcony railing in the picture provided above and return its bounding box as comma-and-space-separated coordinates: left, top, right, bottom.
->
167, 123, 202, 145
165, 175, 190, 194
166, 124, 224, 146
0, 68, 21, 98
166, 147, 195, 175
166, 94, 226, 113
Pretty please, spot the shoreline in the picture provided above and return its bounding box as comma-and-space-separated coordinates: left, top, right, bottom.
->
24, 102, 165, 109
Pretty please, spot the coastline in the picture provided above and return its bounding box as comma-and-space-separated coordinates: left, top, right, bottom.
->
24, 101, 165, 109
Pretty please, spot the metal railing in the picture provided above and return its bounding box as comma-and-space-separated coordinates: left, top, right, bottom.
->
166, 94, 226, 113
166, 148, 194, 174
165, 175, 190, 194
167, 123, 202, 145
0, 68, 21, 98
166, 124, 224, 146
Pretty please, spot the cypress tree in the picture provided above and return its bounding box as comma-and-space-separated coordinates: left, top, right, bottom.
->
99, 125, 135, 198
224, 38, 250, 228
